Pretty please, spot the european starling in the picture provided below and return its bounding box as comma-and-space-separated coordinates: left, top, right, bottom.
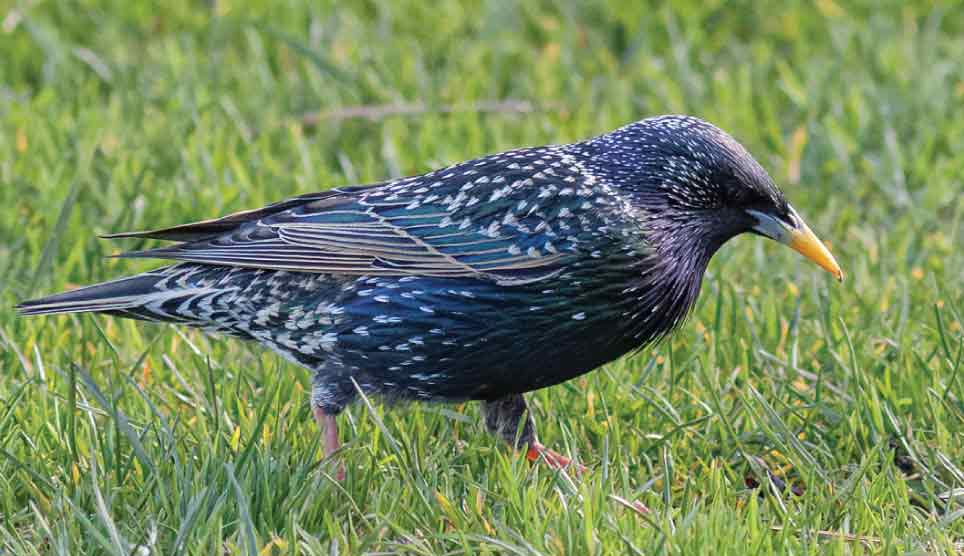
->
18, 115, 842, 472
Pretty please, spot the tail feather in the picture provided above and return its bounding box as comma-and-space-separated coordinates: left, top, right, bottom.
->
15, 273, 166, 316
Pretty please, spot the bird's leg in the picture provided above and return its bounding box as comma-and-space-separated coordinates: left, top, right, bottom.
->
312, 406, 341, 456
482, 394, 586, 474
312, 406, 345, 481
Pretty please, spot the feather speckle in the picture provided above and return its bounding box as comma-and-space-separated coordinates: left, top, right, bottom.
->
19, 115, 794, 415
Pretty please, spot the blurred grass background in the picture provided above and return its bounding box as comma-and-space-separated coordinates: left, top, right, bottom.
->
1, 1, 962, 554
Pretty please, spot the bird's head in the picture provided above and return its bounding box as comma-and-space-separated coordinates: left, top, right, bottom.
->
585, 115, 842, 281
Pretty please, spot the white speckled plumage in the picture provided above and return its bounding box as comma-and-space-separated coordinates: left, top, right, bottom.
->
19, 115, 796, 422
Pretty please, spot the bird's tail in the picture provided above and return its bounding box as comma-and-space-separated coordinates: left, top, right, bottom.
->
15, 272, 171, 319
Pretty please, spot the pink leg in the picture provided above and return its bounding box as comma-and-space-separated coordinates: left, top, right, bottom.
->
313, 406, 345, 480
525, 441, 588, 475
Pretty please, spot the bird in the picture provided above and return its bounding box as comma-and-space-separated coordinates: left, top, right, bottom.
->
17, 115, 842, 474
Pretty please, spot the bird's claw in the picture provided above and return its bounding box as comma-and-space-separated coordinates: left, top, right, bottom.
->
526, 442, 588, 475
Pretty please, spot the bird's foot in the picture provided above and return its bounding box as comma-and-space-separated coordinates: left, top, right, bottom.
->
611, 494, 651, 515
331, 462, 346, 482
525, 441, 588, 475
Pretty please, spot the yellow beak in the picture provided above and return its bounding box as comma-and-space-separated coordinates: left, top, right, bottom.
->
748, 206, 843, 281
786, 218, 843, 281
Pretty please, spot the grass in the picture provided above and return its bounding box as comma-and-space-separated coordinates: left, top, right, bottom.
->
1, 1, 962, 553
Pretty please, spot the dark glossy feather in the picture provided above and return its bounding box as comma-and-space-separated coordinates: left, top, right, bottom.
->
100, 191, 346, 241
112, 147, 617, 285
19, 115, 792, 411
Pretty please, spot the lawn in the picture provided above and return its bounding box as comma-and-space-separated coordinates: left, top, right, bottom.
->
1, 1, 962, 554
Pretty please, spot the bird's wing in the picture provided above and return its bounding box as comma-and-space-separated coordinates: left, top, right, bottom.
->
114, 149, 617, 284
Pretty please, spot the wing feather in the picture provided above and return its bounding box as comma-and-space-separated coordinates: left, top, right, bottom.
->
112, 148, 608, 283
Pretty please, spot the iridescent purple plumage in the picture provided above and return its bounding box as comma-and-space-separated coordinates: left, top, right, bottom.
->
18, 115, 799, 470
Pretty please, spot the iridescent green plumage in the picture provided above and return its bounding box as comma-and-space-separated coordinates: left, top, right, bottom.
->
19, 115, 813, 468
